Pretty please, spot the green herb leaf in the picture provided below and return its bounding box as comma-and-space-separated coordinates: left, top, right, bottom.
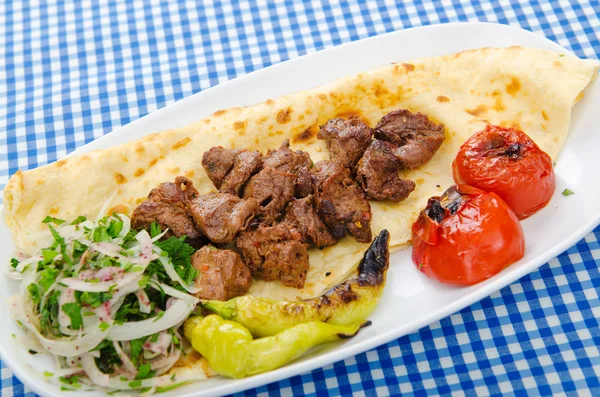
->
70, 215, 87, 225
47, 224, 73, 266
38, 268, 60, 291
42, 216, 65, 225
153, 311, 165, 323
155, 236, 198, 286
80, 291, 110, 308
138, 275, 150, 288
106, 218, 124, 238
128, 380, 142, 388
27, 283, 42, 306
41, 248, 59, 265
562, 188, 575, 196
156, 381, 191, 393
130, 338, 144, 364
135, 363, 155, 380
62, 302, 83, 330
150, 222, 162, 238
93, 226, 111, 243
10, 258, 19, 269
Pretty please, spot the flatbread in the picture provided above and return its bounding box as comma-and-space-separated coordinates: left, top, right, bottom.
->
4, 47, 598, 299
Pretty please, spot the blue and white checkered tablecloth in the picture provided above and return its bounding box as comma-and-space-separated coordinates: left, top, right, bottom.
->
1, 1, 599, 396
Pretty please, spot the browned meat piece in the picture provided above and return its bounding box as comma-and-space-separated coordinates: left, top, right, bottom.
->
201, 147, 236, 189
263, 139, 313, 197
243, 167, 296, 225
356, 140, 416, 202
132, 177, 203, 245
202, 147, 262, 195
317, 117, 374, 167
284, 196, 337, 248
186, 193, 259, 244
310, 160, 372, 243
374, 109, 445, 169
192, 246, 252, 301
237, 224, 309, 289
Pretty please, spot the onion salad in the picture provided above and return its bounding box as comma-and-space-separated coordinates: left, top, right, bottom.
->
7, 213, 207, 393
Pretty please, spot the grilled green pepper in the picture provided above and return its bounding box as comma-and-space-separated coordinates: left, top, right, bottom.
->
203, 229, 390, 337
183, 314, 365, 378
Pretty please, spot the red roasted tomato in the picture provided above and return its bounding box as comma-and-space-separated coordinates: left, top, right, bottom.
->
452, 124, 555, 219
412, 185, 525, 286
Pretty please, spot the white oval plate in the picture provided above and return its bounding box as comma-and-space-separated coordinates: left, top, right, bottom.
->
1, 22, 598, 397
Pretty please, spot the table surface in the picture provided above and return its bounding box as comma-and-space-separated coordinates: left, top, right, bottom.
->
1, 1, 599, 396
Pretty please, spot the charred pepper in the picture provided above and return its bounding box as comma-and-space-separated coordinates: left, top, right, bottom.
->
203, 229, 389, 337
183, 314, 365, 378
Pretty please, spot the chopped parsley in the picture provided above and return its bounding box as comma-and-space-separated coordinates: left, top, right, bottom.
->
62, 302, 83, 330
11, 213, 199, 390
562, 188, 575, 196
10, 258, 19, 269
155, 236, 198, 285
42, 216, 65, 225
135, 363, 155, 380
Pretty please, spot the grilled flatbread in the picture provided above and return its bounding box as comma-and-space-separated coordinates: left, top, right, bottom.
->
4, 46, 598, 299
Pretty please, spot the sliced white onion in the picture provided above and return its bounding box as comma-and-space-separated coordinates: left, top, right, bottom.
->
150, 347, 181, 375
10, 295, 111, 357
81, 353, 205, 390
114, 213, 131, 244
77, 237, 157, 267
6, 271, 23, 280
136, 289, 152, 314
96, 192, 117, 222
136, 230, 154, 261
149, 279, 200, 303
92, 301, 112, 323
80, 353, 110, 387
58, 288, 80, 336
154, 249, 201, 294
95, 266, 124, 282
15, 255, 43, 273
107, 299, 195, 341
113, 341, 137, 378
150, 228, 169, 242
53, 367, 85, 378
144, 332, 171, 356
61, 271, 141, 293
15, 333, 45, 354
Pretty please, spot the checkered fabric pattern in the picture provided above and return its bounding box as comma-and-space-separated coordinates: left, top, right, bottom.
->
1, 0, 599, 395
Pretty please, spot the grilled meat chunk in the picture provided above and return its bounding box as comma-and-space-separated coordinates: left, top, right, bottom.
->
311, 160, 372, 243
356, 140, 416, 202
131, 176, 203, 245
192, 246, 252, 301
186, 193, 259, 244
374, 109, 445, 169
202, 147, 262, 195
243, 167, 296, 225
317, 117, 374, 168
263, 139, 313, 197
237, 223, 309, 289
284, 196, 337, 248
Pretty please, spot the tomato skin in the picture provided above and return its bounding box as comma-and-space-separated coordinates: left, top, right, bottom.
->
412, 185, 525, 286
452, 124, 555, 219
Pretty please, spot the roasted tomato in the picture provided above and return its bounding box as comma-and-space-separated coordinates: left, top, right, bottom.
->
412, 185, 525, 286
452, 124, 555, 219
